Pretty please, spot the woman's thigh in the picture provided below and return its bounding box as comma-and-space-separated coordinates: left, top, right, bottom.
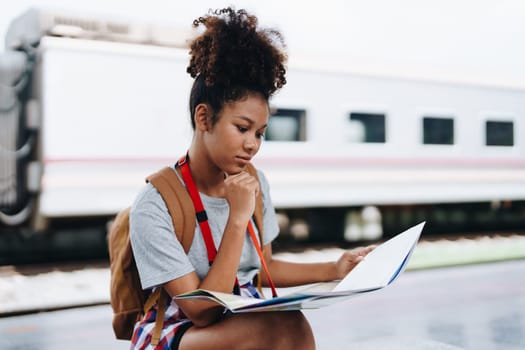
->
179, 311, 315, 350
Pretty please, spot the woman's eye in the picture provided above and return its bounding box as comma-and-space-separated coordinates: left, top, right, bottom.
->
237, 126, 248, 133
256, 132, 265, 139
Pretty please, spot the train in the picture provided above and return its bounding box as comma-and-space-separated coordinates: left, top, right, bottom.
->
1, 8, 524, 245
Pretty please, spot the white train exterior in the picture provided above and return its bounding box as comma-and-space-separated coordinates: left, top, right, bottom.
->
1, 9, 524, 241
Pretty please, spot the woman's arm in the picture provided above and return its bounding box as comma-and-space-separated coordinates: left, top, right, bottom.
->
163, 216, 249, 327
164, 172, 260, 327
261, 243, 375, 287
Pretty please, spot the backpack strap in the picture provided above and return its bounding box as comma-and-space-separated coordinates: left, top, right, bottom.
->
245, 163, 264, 246
151, 289, 169, 345
139, 287, 169, 346
241, 163, 276, 296
143, 167, 196, 346
147, 167, 196, 254
241, 163, 270, 295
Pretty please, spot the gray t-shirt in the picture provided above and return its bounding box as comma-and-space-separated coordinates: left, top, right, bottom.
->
129, 166, 280, 290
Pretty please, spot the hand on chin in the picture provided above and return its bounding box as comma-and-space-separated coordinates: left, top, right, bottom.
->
224, 162, 247, 177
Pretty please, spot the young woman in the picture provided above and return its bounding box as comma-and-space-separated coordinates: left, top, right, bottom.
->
129, 7, 374, 350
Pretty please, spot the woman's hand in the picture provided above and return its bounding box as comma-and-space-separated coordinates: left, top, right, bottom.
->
223, 171, 260, 223
334, 245, 376, 279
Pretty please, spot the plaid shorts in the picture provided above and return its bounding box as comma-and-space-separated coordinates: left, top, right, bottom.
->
130, 282, 261, 350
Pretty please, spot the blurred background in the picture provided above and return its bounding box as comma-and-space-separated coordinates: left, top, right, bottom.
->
0, 1, 524, 349
1, 0, 525, 84
1, 0, 524, 255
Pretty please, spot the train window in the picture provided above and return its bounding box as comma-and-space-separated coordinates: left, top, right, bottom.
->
349, 112, 386, 143
486, 121, 514, 146
266, 108, 306, 141
422, 117, 454, 145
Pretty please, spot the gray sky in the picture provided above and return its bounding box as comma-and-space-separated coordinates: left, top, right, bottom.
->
2, 0, 525, 88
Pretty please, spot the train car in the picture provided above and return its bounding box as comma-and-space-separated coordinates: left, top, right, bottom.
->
1, 9, 524, 243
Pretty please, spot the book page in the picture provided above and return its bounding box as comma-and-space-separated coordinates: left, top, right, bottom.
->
296, 281, 339, 294
333, 222, 424, 292
177, 290, 264, 309
176, 222, 425, 312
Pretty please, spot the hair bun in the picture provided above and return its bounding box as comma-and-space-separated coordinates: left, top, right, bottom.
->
187, 7, 287, 98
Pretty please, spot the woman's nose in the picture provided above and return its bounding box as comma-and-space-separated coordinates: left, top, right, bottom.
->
244, 134, 258, 152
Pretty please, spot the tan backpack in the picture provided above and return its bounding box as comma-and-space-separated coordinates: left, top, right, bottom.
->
107, 164, 264, 345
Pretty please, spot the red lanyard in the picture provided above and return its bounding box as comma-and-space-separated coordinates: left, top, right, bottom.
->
177, 155, 278, 298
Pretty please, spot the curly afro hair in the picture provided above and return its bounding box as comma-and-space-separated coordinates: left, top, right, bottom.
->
187, 7, 287, 128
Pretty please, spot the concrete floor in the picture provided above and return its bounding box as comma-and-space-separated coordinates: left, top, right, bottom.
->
1, 260, 524, 349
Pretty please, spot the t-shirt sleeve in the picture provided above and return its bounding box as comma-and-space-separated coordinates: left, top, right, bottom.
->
129, 184, 195, 290
257, 169, 280, 245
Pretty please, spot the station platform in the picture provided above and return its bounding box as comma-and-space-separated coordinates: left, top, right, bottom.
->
1, 233, 524, 316
2, 259, 523, 349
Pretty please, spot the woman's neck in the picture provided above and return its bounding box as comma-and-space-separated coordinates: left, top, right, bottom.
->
186, 147, 225, 198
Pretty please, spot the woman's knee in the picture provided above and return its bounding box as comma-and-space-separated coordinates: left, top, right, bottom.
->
180, 311, 315, 350
265, 311, 315, 349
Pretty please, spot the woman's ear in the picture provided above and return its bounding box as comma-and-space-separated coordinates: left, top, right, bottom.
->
194, 103, 212, 132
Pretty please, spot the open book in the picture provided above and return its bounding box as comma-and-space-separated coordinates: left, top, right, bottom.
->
175, 221, 425, 312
